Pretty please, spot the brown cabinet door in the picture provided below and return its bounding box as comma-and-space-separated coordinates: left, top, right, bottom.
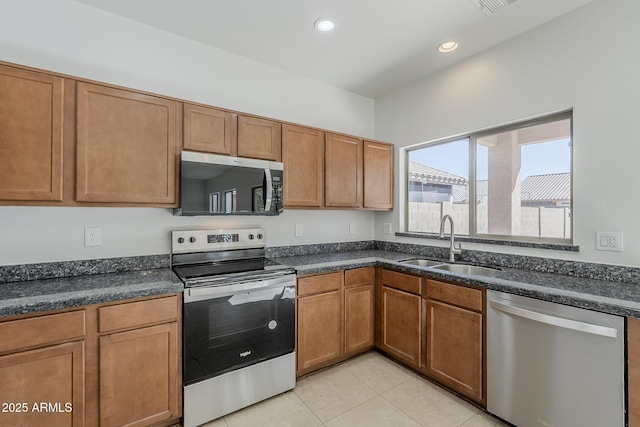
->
76, 82, 179, 205
363, 140, 393, 209
0, 64, 64, 202
0, 341, 84, 427
282, 124, 324, 207
99, 322, 179, 427
183, 103, 235, 155
629, 317, 640, 427
379, 286, 421, 367
425, 299, 483, 403
297, 290, 342, 375
237, 115, 282, 161
344, 284, 375, 357
325, 133, 363, 208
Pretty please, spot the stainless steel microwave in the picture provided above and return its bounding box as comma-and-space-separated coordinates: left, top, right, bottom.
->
174, 151, 283, 216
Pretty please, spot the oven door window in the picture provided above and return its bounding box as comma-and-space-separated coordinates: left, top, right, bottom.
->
183, 285, 295, 385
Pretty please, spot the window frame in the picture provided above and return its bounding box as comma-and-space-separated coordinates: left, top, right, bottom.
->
403, 111, 573, 245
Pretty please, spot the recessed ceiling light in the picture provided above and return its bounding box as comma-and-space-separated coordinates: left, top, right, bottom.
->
438, 41, 459, 53
314, 18, 336, 32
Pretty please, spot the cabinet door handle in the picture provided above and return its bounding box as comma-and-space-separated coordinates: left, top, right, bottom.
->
489, 300, 618, 338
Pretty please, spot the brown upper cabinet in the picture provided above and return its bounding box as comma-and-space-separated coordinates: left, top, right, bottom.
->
325, 133, 364, 208
0, 60, 393, 210
282, 124, 324, 207
237, 115, 282, 161
75, 82, 180, 205
364, 140, 394, 209
0, 64, 64, 202
183, 103, 236, 156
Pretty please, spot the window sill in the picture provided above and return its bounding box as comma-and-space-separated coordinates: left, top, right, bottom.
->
395, 232, 580, 252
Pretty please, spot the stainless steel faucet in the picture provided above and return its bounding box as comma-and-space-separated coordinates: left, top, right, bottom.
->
440, 214, 462, 263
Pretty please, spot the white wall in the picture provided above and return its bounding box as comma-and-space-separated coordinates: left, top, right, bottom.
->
375, 0, 640, 267
0, 0, 375, 265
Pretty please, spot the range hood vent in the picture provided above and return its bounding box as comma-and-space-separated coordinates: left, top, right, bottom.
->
471, 0, 517, 16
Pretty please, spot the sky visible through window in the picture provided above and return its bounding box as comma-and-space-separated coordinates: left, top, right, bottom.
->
409, 138, 571, 181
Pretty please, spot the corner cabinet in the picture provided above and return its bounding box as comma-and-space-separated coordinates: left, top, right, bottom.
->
296, 267, 375, 376
0, 64, 64, 202
344, 267, 375, 357
76, 82, 180, 205
424, 279, 485, 404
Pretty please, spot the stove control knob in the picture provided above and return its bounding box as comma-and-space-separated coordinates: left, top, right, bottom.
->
177, 237, 185, 244
257, 233, 263, 240
189, 237, 196, 243
248, 234, 254, 240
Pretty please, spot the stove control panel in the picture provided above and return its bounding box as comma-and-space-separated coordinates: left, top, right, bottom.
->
171, 228, 266, 254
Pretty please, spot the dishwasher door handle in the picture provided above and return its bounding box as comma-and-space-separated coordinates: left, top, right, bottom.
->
489, 299, 618, 338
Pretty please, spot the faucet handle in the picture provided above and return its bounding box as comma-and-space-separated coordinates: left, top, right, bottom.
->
453, 243, 462, 254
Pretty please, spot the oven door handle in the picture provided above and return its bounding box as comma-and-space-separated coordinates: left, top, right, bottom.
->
185, 275, 296, 302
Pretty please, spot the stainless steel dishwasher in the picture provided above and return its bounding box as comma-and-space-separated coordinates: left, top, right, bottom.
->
486, 290, 625, 427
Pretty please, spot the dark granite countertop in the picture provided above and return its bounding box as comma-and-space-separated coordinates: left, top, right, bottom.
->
4, 248, 640, 320
273, 250, 640, 318
0, 268, 183, 318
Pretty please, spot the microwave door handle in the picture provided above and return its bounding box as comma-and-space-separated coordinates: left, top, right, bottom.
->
264, 169, 273, 212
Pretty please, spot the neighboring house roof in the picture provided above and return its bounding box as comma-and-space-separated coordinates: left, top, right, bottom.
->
453, 173, 570, 204
521, 173, 570, 202
408, 161, 467, 186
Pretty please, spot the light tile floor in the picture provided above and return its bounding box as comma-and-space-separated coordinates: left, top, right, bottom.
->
198, 351, 509, 427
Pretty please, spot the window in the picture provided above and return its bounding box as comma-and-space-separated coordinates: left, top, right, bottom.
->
405, 112, 572, 243
209, 192, 220, 213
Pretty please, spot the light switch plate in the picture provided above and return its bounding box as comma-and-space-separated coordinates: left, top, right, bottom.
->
383, 223, 392, 234
596, 231, 623, 252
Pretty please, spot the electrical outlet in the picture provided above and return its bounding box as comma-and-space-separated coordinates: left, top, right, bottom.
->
383, 223, 392, 234
349, 222, 356, 234
596, 231, 623, 252
84, 227, 101, 247
295, 224, 303, 237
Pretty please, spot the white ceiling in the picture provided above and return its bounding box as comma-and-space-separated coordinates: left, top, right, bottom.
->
75, 0, 595, 98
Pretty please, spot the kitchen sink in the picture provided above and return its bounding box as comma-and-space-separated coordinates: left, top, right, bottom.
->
431, 263, 499, 276
400, 259, 443, 267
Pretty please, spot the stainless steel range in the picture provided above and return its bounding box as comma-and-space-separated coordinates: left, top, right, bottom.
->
171, 228, 296, 427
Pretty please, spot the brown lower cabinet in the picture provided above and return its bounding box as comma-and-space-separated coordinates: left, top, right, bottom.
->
0, 294, 181, 427
375, 269, 486, 405
424, 279, 484, 404
377, 270, 422, 368
294, 267, 486, 406
296, 267, 375, 376
628, 317, 640, 427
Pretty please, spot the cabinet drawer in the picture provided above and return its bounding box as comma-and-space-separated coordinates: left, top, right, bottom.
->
99, 295, 178, 333
297, 272, 342, 296
0, 310, 85, 354
426, 279, 483, 312
380, 269, 422, 295
345, 267, 375, 287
